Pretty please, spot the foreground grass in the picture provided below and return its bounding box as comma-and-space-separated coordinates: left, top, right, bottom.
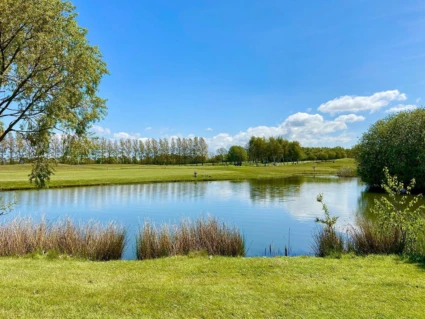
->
0, 159, 355, 190
0, 255, 423, 318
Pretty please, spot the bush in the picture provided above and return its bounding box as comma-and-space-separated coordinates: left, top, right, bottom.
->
312, 195, 345, 257
136, 216, 245, 260
349, 168, 425, 255
356, 108, 425, 189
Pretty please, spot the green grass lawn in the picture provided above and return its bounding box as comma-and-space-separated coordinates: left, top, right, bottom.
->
0, 159, 355, 190
0, 255, 423, 318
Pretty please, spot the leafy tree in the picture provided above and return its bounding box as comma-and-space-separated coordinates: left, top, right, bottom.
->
199, 137, 208, 165
287, 141, 303, 162
170, 138, 176, 165
268, 137, 283, 165
356, 109, 425, 189
0, 0, 108, 187
216, 147, 228, 164
227, 146, 247, 165
248, 136, 267, 165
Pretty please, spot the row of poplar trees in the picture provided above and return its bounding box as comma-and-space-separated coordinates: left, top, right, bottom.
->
0, 134, 209, 165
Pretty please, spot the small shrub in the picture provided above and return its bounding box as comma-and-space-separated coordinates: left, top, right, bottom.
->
349, 168, 425, 256
313, 194, 345, 257
136, 216, 245, 260
371, 168, 424, 254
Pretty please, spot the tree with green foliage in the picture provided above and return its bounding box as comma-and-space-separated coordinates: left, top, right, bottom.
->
356, 109, 425, 189
216, 147, 228, 165
247, 136, 267, 165
227, 145, 247, 165
267, 137, 283, 165
0, 0, 108, 187
287, 141, 303, 162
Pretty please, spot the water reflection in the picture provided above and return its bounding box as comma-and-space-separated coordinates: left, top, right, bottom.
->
1, 177, 372, 258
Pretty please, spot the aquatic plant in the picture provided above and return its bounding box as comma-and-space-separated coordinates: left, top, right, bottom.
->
313, 195, 345, 257
0, 217, 126, 261
136, 216, 245, 260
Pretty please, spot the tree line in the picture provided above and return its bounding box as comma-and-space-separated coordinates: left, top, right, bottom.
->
0, 133, 353, 166
0, 134, 209, 165
212, 136, 353, 165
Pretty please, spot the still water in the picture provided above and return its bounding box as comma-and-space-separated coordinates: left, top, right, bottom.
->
1, 176, 369, 258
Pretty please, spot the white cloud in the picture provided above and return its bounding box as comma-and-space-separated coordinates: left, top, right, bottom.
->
205, 127, 213, 131
385, 104, 418, 113
318, 90, 407, 114
145, 127, 152, 131
306, 108, 312, 113
416, 98, 421, 104
91, 125, 111, 136
113, 132, 141, 139
206, 112, 360, 151
334, 114, 365, 123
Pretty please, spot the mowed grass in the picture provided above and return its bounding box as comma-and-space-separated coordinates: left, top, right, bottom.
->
0, 159, 355, 190
0, 255, 423, 318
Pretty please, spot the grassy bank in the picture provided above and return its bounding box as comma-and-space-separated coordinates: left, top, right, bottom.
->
0, 255, 423, 318
0, 159, 355, 190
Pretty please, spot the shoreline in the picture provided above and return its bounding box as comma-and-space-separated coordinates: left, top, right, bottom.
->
0, 159, 356, 191
0, 172, 343, 192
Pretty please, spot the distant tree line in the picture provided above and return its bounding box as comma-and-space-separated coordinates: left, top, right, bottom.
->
212, 136, 353, 165
0, 133, 353, 166
0, 134, 209, 165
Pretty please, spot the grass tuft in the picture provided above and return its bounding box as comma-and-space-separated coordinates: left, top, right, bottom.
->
348, 218, 407, 255
0, 217, 126, 261
136, 216, 245, 259
336, 167, 357, 177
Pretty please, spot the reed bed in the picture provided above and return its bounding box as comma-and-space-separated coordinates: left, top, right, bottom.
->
136, 216, 245, 260
347, 219, 407, 255
0, 217, 126, 260
312, 227, 345, 257
336, 167, 357, 177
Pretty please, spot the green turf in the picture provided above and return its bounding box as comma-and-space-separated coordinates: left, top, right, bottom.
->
0, 255, 423, 318
0, 159, 355, 190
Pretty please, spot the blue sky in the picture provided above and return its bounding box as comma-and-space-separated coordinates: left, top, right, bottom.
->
73, 0, 425, 151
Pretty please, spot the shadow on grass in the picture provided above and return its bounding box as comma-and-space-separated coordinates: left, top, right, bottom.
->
398, 255, 425, 270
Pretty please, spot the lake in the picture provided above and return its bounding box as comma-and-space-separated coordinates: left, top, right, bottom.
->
1, 176, 370, 259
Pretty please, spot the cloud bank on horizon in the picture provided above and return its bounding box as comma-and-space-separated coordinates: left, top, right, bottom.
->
92, 89, 420, 152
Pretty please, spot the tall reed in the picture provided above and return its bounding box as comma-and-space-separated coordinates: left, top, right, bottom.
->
347, 218, 406, 255
136, 216, 245, 260
0, 217, 126, 260
336, 167, 357, 177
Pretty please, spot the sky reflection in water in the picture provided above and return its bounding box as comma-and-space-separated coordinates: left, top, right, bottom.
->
1, 176, 367, 258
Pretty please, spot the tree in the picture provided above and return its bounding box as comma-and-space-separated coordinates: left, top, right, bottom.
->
216, 147, 228, 165
248, 136, 267, 165
227, 145, 247, 165
199, 137, 208, 165
287, 141, 303, 162
268, 137, 283, 165
170, 138, 176, 165
0, 0, 108, 187
356, 108, 425, 189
